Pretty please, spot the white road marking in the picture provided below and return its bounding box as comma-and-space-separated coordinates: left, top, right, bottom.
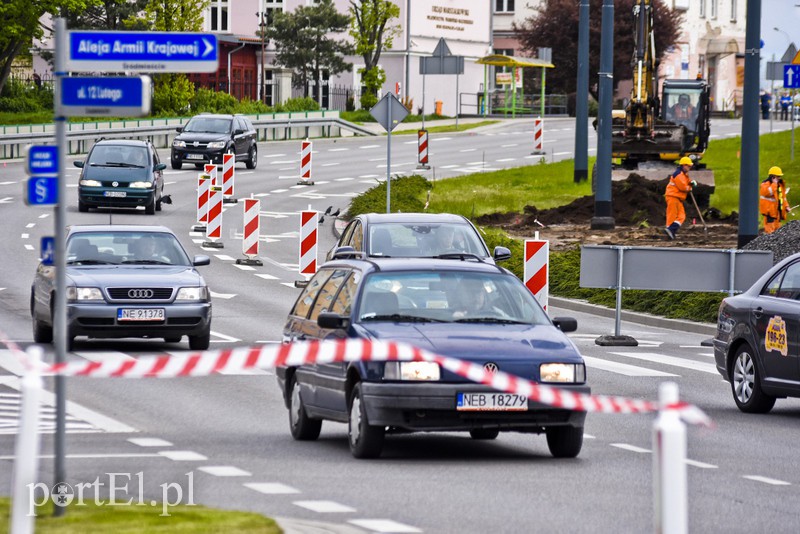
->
263, 153, 287, 158
440, 164, 459, 169
335, 177, 354, 181
368, 157, 384, 162
328, 148, 349, 152
270, 189, 289, 193
165, 181, 177, 185
294, 500, 356, 513
255, 274, 278, 280
24, 245, 34, 251
211, 331, 240, 342
128, 437, 173, 447
496, 158, 516, 162
281, 282, 297, 288
278, 175, 300, 180
269, 160, 296, 165
501, 144, 518, 148
209, 290, 236, 299
322, 162, 341, 167
254, 192, 270, 197
0, 181, 17, 186
360, 145, 380, 149
0, 197, 13, 203
315, 180, 330, 184
743, 475, 791, 486
244, 482, 301, 494
73, 351, 136, 364
192, 239, 204, 244
459, 148, 477, 152
289, 184, 307, 189
213, 254, 235, 261
26, 223, 35, 228
349, 519, 422, 533
610, 352, 717, 374
554, 151, 572, 156
582, 356, 677, 377
0, 453, 159, 460
159, 450, 207, 461
435, 137, 452, 141
360, 174, 379, 178
198, 466, 252, 477
234, 264, 256, 271
686, 459, 717, 469
584, 434, 596, 439
189, 231, 204, 237
39, 214, 49, 219
611, 443, 651, 454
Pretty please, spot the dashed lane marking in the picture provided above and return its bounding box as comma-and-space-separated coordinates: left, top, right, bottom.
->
501, 144, 518, 148
348, 519, 422, 533
0, 453, 160, 460
263, 153, 287, 158
743, 476, 791, 486
213, 254, 235, 261
322, 162, 341, 166
244, 482, 301, 495
23, 245, 34, 251
294, 501, 356, 513
198, 466, 252, 477
611, 443, 651, 454
159, 450, 207, 461
26, 223, 35, 228
129, 437, 173, 447
360, 145, 380, 149
581, 356, 677, 377
686, 459, 718, 469
234, 264, 256, 271
610, 352, 718, 374
255, 274, 279, 280
328, 148, 350, 152
72, 351, 136, 364
210, 331, 240, 342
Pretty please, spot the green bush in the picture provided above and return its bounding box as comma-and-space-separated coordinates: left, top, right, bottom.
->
191, 87, 237, 114
234, 98, 271, 114
0, 78, 53, 112
275, 97, 320, 113
348, 175, 432, 216
152, 74, 195, 116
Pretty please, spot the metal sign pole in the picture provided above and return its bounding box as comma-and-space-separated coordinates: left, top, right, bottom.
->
422, 73, 426, 130
386, 100, 392, 213
455, 74, 459, 129
792, 88, 796, 161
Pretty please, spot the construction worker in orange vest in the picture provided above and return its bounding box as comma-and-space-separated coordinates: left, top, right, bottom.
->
663, 156, 696, 240
760, 166, 790, 234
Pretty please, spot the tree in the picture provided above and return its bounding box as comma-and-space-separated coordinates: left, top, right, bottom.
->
65, 0, 150, 30
136, 0, 208, 32
514, 0, 682, 101
349, 0, 400, 108
268, 0, 354, 102
0, 0, 92, 95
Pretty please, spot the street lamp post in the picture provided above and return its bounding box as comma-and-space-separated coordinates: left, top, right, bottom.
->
257, 11, 268, 104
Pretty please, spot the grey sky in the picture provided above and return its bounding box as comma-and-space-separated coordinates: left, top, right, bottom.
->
760, 0, 800, 90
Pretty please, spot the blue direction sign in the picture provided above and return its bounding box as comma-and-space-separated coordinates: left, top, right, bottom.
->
784, 65, 800, 88
26, 145, 58, 175
40, 237, 55, 266
67, 31, 218, 73
58, 76, 151, 117
25, 176, 58, 206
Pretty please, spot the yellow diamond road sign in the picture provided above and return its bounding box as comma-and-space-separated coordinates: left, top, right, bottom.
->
793, 50, 800, 65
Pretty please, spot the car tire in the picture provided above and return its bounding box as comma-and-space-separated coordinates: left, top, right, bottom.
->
546, 425, 583, 458
155, 193, 162, 212
289, 375, 322, 440
194, 163, 204, 170
78, 199, 88, 213
348, 382, 384, 459
32, 318, 53, 344
171, 160, 182, 170
469, 428, 499, 440
731, 344, 776, 413
246, 145, 257, 169
145, 197, 156, 215
189, 331, 210, 351
164, 336, 182, 343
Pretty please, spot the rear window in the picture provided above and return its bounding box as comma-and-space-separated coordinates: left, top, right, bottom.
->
368, 223, 488, 258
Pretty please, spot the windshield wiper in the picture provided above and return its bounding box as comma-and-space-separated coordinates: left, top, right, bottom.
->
67, 259, 115, 265
361, 314, 445, 323
452, 317, 528, 324
103, 161, 141, 167
121, 259, 170, 265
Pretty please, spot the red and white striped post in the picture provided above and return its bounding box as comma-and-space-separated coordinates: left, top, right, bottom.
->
204, 163, 218, 187
524, 238, 549, 312
236, 197, 263, 266
299, 210, 318, 276
221, 153, 237, 204
532, 117, 545, 155
192, 172, 212, 232
417, 129, 430, 169
297, 139, 314, 186
203, 184, 224, 248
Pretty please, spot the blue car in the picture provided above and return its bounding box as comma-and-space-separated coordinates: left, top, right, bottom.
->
277, 257, 588, 459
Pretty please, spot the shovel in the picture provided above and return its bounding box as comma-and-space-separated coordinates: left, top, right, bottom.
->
689, 191, 708, 236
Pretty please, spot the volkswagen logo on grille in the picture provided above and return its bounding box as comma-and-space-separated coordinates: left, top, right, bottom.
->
112, 181, 119, 187
483, 362, 499, 374
193, 141, 200, 147
128, 289, 154, 299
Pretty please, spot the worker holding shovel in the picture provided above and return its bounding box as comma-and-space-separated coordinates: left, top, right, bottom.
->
760, 166, 790, 234
663, 157, 696, 240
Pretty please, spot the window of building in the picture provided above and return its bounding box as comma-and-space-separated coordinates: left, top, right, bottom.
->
710, 0, 717, 19
495, 0, 515, 13
699, 0, 705, 18
264, 0, 283, 25
730, 0, 737, 21
209, 0, 229, 32
493, 48, 514, 74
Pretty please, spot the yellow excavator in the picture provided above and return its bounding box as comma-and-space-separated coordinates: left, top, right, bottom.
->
597, 0, 713, 197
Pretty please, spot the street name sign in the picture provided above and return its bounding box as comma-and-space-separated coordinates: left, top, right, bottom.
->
66, 31, 218, 73
58, 76, 152, 117
26, 145, 58, 175
25, 176, 58, 206
784, 65, 800, 89
41, 237, 55, 266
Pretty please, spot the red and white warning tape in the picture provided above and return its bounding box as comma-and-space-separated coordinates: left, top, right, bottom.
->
0, 334, 711, 426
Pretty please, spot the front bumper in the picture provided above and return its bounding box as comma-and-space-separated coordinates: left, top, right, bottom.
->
67, 302, 211, 339
360, 381, 589, 432
171, 148, 226, 165
79, 187, 154, 208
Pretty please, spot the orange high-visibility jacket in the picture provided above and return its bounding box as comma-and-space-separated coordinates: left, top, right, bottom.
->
760, 179, 788, 219
665, 168, 692, 201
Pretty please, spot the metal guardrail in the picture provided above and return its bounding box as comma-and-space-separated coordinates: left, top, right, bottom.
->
0, 113, 376, 159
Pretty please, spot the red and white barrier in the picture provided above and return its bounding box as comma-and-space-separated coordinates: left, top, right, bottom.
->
524, 239, 549, 312
299, 210, 318, 275
236, 198, 263, 266
204, 163, 218, 187
532, 118, 544, 154
221, 153, 236, 203
203, 185, 223, 248
194, 172, 212, 231
297, 139, 314, 186
417, 129, 430, 169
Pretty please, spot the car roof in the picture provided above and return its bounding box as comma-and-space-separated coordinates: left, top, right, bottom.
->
321, 257, 508, 275
191, 114, 237, 119
93, 139, 150, 147
359, 213, 469, 224
68, 225, 175, 235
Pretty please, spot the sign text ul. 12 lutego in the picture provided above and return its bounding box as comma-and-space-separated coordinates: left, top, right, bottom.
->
57, 76, 151, 117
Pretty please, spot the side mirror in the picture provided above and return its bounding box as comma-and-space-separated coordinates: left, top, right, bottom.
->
74, 161, 84, 168
318, 312, 349, 330
493, 246, 511, 262
552, 317, 578, 333
154, 163, 167, 171
192, 255, 211, 266
176, 126, 183, 133
331, 246, 357, 259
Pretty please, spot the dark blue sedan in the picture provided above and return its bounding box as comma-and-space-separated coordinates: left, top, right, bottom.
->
277, 257, 588, 459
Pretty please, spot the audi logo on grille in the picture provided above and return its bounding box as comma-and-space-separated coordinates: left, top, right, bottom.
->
128, 289, 154, 299
483, 362, 499, 374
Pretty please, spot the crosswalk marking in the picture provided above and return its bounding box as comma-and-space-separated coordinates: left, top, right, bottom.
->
72, 351, 136, 364
610, 352, 718, 374
582, 356, 677, 377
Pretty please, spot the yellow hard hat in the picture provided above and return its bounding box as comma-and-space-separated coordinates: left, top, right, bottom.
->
769, 166, 784, 177
679, 157, 694, 166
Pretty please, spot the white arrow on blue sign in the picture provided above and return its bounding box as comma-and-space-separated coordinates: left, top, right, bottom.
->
40, 237, 55, 266
57, 76, 151, 117
66, 31, 218, 73
784, 65, 800, 89
25, 176, 58, 206
26, 145, 58, 175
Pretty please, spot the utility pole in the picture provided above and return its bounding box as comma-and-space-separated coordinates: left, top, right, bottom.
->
592, 0, 615, 230
574, 0, 590, 183
257, 10, 268, 104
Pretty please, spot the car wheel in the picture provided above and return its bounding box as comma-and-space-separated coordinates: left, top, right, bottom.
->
32, 318, 53, 344
469, 428, 499, 440
171, 160, 182, 170
155, 193, 162, 212
546, 425, 583, 458
145, 196, 156, 215
189, 332, 210, 351
289, 375, 322, 440
163, 336, 181, 343
348, 382, 384, 459
246, 145, 257, 169
78, 199, 88, 213
731, 344, 776, 413
194, 163, 204, 169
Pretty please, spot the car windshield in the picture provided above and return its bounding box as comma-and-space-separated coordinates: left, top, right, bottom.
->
368, 223, 488, 258
88, 145, 148, 168
66, 232, 191, 266
183, 117, 232, 134
357, 271, 550, 325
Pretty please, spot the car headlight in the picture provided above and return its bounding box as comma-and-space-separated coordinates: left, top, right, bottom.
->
384, 362, 440, 381
66, 287, 104, 302
173, 140, 186, 148
206, 141, 226, 149
129, 181, 152, 188
540, 363, 586, 383
79, 179, 102, 187
175, 287, 208, 301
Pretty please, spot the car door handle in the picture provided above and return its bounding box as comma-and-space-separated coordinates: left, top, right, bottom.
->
753, 307, 764, 319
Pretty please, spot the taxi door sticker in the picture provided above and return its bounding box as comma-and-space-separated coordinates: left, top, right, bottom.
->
765, 315, 789, 357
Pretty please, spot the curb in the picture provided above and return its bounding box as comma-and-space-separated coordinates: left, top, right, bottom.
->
549, 296, 718, 337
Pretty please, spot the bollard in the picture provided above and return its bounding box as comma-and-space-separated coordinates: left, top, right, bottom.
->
203, 185, 224, 248
532, 117, 545, 155
417, 129, 430, 169
236, 197, 263, 266
524, 239, 549, 312
299, 210, 318, 275
652, 382, 688, 534
221, 153, 238, 204
192, 172, 211, 233
297, 139, 314, 186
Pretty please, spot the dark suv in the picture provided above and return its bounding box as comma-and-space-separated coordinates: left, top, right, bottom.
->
170, 113, 258, 170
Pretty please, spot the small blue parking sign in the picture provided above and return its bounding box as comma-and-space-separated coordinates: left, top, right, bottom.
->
25, 176, 58, 206
41, 237, 55, 266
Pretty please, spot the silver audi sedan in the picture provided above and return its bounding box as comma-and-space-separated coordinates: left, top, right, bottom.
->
31, 225, 212, 350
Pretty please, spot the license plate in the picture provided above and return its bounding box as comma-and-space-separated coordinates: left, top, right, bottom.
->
186, 154, 204, 160
118, 308, 165, 321
457, 392, 528, 411
104, 191, 126, 198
